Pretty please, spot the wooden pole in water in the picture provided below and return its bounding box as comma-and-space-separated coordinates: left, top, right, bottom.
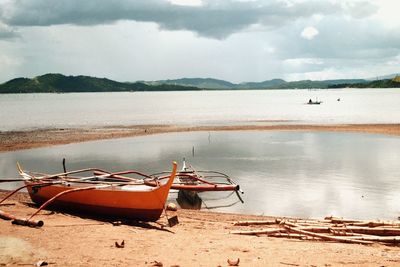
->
62, 158, 67, 174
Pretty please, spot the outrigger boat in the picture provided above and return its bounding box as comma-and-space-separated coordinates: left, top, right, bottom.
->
0, 162, 177, 226
307, 98, 322, 105
92, 159, 244, 208
93, 159, 243, 196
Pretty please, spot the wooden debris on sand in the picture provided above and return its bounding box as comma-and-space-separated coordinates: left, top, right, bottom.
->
231, 216, 400, 245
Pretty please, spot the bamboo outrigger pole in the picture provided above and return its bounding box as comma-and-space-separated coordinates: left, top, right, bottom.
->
0, 183, 60, 205
0, 178, 27, 183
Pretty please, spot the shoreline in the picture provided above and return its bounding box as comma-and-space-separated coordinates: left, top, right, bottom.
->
1, 123, 399, 152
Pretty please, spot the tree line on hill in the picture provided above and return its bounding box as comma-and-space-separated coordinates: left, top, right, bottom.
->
0, 74, 199, 93
0, 73, 399, 93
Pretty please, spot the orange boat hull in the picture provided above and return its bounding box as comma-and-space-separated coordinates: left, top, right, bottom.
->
24, 164, 177, 221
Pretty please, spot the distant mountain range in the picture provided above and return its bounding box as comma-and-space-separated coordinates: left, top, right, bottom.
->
0, 73, 399, 93
146, 78, 369, 89
0, 74, 198, 93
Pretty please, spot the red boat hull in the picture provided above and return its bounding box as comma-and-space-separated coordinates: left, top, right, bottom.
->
28, 193, 163, 221
24, 164, 177, 222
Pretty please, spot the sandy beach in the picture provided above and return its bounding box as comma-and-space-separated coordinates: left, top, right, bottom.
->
1, 123, 399, 152
1, 123, 400, 266
1, 191, 400, 267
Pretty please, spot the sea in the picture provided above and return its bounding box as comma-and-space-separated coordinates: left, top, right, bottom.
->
0, 88, 399, 220
1, 88, 400, 131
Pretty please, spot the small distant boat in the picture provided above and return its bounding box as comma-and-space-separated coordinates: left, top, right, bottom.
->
0, 162, 177, 226
307, 98, 322, 105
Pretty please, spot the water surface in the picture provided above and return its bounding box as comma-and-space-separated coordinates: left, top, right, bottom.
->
1, 89, 400, 131
1, 131, 399, 220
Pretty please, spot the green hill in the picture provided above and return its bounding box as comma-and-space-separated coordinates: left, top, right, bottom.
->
147, 78, 236, 89
329, 78, 400, 88
1, 73, 398, 93
148, 78, 367, 89
0, 74, 199, 93
239, 79, 286, 89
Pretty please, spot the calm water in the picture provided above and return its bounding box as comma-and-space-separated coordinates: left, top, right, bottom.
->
1, 89, 400, 131
1, 131, 399, 220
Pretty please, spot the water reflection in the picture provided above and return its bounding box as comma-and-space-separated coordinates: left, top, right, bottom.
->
1, 131, 399, 220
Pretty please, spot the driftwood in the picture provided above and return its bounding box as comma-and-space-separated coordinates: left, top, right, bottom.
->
230, 228, 284, 235
267, 233, 312, 239
283, 225, 374, 244
337, 236, 400, 243
349, 221, 400, 227
234, 218, 332, 226
0, 209, 16, 221
232, 216, 400, 245
324, 216, 362, 224
0, 209, 44, 227
275, 218, 332, 225
331, 226, 400, 236
233, 220, 278, 226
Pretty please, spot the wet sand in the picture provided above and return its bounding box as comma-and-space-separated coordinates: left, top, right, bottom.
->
1, 123, 399, 152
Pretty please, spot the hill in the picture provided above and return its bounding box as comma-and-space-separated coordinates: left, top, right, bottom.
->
147, 78, 236, 89
0, 74, 199, 93
1, 73, 398, 93
148, 78, 367, 89
329, 77, 400, 88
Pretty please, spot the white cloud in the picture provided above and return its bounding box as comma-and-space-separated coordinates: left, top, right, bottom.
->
385, 54, 400, 66
300, 26, 318, 40
284, 58, 323, 66
284, 64, 400, 81
343, 0, 377, 19
0, 52, 23, 80
168, 0, 203, 6
285, 68, 353, 81
371, 0, 400, 28
0, 54, 21, 68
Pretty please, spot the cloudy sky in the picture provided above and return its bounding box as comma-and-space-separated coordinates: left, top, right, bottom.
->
0, 0, 399, 83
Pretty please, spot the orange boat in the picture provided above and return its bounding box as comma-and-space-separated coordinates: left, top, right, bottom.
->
13, 162, 177, 223
94, 160, 242, 193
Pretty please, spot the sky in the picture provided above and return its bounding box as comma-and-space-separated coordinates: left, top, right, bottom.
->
0, 0, 399, 83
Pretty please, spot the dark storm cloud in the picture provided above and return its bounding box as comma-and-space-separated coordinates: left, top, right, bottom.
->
0, 0, 368, 39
